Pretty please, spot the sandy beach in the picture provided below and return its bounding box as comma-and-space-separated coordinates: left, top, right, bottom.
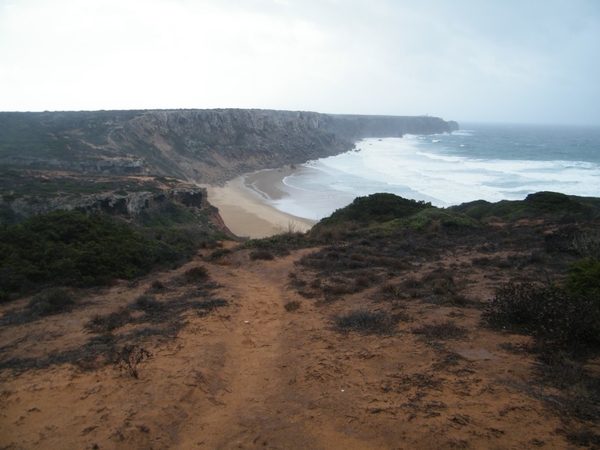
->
203, 167, 318, 239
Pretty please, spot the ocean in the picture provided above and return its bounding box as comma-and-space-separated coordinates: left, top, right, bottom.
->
267, 123, 600, 221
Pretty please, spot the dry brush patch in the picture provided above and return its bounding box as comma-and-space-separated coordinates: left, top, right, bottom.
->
412, 320, 469, 341
0, 268, 227, 374
333, 310, 403, 335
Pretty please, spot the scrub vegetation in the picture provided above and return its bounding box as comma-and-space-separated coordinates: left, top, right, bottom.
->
0, 210, 223, 302
2, 190, 600, 448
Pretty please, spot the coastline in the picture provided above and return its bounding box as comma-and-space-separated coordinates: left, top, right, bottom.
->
202, 168, 318, 239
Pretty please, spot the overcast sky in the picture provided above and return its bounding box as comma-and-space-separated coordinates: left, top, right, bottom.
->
1, 0, 599, 125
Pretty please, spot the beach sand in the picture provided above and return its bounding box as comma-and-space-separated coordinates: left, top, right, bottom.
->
203, 167, 317, 239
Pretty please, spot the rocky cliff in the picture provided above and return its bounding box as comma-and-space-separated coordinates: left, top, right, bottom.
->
0, 170, 233, 235
0, 109, 459, 185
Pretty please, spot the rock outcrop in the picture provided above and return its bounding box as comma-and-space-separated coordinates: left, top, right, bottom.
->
0, 171, 233, 235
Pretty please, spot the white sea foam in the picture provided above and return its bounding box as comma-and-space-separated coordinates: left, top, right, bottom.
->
271, 127, 600, 220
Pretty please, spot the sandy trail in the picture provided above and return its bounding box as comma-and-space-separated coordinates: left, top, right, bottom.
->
0, 244, 579, 449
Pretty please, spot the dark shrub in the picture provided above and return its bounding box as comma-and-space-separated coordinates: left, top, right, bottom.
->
134, 295, 164, 312
334, 310, 400, 335
28, 287, 74, 316
284, 300, 301, 311
413, 320, 468, 340
205, 248, 232, 261
403, 276, 423, 289
354, 275, 372, 289
483, 282, 600, 350
472, 257, 492, 267
183, 266, 209, 283
87, 308, 131, 333
111, 345, 152, 379
150, 280, 165, 290
250, 250, 275, 261
483, 282, 565, 334
325, 283, 354, 296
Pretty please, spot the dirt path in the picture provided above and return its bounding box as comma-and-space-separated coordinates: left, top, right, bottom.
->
187, 250, 389, 449
0, 246, 578, 449
193, 255, 301, 448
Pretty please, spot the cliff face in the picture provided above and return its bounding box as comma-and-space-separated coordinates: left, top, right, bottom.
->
0, 170, 233, 235
0, 109, 459, 185
323, 114, 459, 142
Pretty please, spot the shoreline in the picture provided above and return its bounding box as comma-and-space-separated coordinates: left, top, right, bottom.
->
202, 168, 318, 239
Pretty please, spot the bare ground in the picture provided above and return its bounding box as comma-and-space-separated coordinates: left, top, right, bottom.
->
0, 239, 596, 449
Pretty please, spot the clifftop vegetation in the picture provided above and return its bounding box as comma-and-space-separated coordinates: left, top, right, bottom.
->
2, 187, 600, 447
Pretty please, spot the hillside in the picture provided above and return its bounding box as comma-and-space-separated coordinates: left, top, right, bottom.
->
3, 110, 599, 448
1, 194, 599, 448
0, 109, 457, 185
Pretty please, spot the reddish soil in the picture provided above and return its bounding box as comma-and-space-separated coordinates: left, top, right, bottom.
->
0, 241, 594, 449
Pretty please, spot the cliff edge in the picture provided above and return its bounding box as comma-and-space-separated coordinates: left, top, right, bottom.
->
0, 109, 458, 185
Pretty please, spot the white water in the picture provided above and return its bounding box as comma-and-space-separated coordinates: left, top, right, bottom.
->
266, 124, 600, 220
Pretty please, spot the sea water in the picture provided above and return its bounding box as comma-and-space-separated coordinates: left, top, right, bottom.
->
270, 123, 600, 221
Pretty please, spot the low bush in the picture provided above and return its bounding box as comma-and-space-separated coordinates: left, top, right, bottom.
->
134, 295, 164, 313
324, 283, 354, 296
284, 300, 301, 311
386, 208, 482, 232
318, 193, 431, 226
238, 232, 314, 255
451, 191, 598, 221
183, 265, 209, 283
0, 210, 195, 298
412, 320, 468, 340
483, 281, 600, 351
205, 248, 232, 261
250, 250, 275, 261
334, 310, 400, 335
86, 308, 131, 333
379, 282, 404, 299
28, 287, 74, 316
111, 344, 152, 379
150, 280, 165, 291
354, 275, 372, 289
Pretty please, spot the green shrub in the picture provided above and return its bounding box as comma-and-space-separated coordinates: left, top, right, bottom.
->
386, 208, 482, 231
451, 191, 598, 221
318, 193, 431, 226
524, 191, 591, 215
565, 257, 600, 299
0, 210, 192, 298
